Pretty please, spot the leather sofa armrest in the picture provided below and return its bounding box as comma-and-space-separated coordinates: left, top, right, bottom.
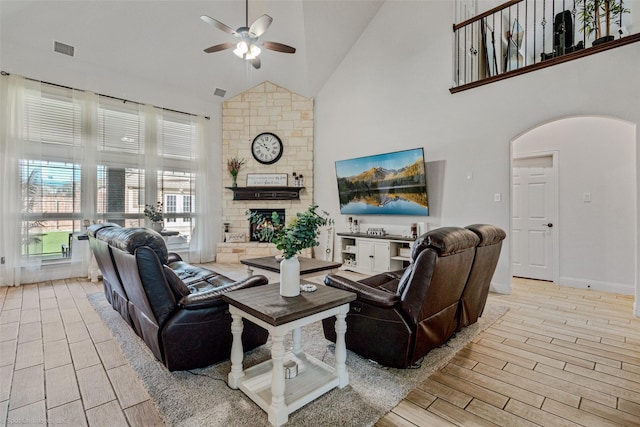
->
230, 274, 269, 290
360, 271, 403, 287
179, 292, 227, 310
178, 275, 269, 310
324, 274, 400, 308
387, 268, 406, 278
167, 252, 183, 263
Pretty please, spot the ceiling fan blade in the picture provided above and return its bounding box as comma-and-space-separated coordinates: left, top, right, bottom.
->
200, 15, 236, 35
250, 57, 261, 70
263, 41, 296, 54
249, 14, 273, 38
204, 42, 236, 53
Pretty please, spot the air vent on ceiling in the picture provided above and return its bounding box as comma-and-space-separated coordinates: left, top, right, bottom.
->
54, 41, 75, 57
214, 88, 227, 98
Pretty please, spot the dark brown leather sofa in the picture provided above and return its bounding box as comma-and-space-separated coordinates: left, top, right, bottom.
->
322, 227, 481, 368
87, 223, 269, 371
458, 224, 506, 329
88, 222, 134, 327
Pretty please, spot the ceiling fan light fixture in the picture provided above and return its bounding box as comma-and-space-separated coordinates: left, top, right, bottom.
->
233, 41, 249, 58
201, 0, 295, 69
245, 44, 261, 60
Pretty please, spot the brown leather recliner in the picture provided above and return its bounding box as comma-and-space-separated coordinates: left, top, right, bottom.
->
87, 223, 132, 326
92, 225, 269, 371
322, 227, 480, 368
458, 224, 506, 330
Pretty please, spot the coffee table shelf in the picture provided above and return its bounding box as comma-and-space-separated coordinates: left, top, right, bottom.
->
223, 283, 356, 427
241, 351, 338, 416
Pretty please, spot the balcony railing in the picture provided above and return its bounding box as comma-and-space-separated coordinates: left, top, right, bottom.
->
451, 0, 638, 93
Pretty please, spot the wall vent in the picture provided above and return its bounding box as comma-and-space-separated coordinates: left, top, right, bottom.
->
214, 88, 227, 98
54, 41, 75, 57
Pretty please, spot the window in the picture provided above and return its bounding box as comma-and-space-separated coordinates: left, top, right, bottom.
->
165, 195, 176, 223
20, 160, 80, 259
97, 166, 145, 227
183, 195, 191, 222
17, 82, 198, 261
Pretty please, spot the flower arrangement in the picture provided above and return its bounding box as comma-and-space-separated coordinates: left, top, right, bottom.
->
227, 157, 246, 186
248, 204, 333, 259
144, 202, 163, 222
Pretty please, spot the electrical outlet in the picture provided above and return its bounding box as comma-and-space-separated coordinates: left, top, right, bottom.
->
583, 192, 592, 203
494, 193, 502, 202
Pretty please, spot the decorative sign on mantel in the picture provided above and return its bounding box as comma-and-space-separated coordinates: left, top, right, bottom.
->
246, 173, 288, 187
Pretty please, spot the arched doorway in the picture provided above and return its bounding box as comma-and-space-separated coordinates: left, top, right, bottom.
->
511, 116, 636, 296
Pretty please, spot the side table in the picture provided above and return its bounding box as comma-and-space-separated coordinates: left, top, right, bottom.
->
222, 283, 356, 427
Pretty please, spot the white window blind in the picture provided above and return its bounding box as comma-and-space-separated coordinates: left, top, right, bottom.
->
160, 112, 194, 161
17, 81, 198, 259
97, 98, 144, 155
23, 86, 80, 148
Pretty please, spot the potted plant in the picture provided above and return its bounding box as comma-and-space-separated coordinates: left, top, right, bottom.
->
227, 157, 246, 187
144, 201, 164, 232
577, 0, 629, 46
248, 204, 333, 296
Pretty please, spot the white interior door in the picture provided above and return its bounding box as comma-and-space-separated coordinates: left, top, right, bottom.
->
511, 155, 557, 281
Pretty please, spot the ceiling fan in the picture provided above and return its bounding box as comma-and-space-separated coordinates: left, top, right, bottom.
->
201, 0, 296, 70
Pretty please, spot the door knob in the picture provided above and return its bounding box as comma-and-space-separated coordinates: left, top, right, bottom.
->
543, 223, 553, 228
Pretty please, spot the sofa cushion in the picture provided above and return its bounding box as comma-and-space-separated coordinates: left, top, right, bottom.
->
465, 224, 507, 247
411, 227, 479, 259
99, 227, 169, 264
87, 222, 121, 238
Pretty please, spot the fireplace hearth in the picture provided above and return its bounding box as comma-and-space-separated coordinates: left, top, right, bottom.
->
248, 209, 286, 242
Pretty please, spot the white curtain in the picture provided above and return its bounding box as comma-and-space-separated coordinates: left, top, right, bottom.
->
0, 75, 40, 285
0, 73, 213, 285
191, 115, 217, 263
75, 90, 99, 223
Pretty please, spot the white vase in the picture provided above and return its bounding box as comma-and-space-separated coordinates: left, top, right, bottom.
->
151, 221, 164, 232
279, 256, 300, 297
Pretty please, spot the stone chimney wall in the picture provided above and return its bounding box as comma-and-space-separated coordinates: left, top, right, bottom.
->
216, 81, 314, 263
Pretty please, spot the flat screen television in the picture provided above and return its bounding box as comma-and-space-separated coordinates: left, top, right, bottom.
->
335, 148, 428, 216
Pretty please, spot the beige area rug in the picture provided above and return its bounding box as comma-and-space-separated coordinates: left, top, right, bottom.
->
88, 292, 507, 427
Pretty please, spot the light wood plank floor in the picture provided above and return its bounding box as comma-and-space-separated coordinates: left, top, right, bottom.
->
1, 270, 638, 426
377, 277, 640, 427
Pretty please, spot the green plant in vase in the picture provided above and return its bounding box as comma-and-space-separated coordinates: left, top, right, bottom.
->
227, 157, 246, 187
248, 204, 333, 296
144, 201, 164, 232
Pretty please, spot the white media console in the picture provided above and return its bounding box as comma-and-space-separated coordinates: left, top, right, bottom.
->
337, 232, 416, 275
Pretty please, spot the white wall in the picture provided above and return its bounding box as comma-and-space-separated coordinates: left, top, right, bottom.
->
314, 1, 640, 305
513, 117, 636, 294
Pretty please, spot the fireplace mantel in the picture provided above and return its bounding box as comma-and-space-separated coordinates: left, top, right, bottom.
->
226, 186, 304, 201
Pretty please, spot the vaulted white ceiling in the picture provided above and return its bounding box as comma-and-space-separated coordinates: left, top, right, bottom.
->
0, 0, 384, 106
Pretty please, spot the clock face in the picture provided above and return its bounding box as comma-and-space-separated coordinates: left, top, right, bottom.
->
252, 132, 283, 165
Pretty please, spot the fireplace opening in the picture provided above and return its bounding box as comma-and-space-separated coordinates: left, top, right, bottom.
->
248, 209, 286, 242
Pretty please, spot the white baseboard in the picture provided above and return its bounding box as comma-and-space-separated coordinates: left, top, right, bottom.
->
490, 281, 512, 295
558, 276, 634, 296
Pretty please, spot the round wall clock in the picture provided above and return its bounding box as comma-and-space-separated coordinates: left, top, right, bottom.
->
251, 132, 283, 165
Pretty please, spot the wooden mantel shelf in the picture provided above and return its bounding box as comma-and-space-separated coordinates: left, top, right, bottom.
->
226, 186, 304, 201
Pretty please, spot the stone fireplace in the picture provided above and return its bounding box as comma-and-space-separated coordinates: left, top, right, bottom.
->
248, 209, 286, 242
215, 81, 314, 264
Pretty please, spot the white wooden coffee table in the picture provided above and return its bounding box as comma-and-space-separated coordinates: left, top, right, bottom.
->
222, 283, 356, 427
